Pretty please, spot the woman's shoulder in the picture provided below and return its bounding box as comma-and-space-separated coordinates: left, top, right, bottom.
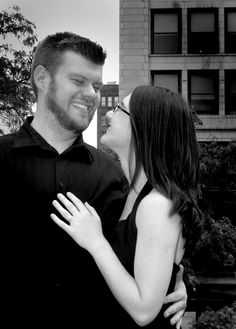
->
141, 188, 172, 213
136, 188, 181, 227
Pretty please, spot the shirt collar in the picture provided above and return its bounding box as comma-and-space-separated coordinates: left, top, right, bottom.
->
12, 116, 94, 163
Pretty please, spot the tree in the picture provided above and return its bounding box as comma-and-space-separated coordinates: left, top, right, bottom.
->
190, 302, 236, 329
191, 215, 236, 272
0, 5, 38, 134
198, 141, 236, 221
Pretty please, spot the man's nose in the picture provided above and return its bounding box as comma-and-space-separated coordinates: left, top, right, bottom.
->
82, 84, 97, 100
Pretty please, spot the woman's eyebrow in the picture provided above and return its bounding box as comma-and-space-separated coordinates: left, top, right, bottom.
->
121, 100, 126, 108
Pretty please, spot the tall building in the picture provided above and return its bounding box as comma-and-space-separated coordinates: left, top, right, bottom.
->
119, 0, 236, 141
97, 83, 119, 153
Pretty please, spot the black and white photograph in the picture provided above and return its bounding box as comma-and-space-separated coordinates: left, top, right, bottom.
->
0, 1, 235, 328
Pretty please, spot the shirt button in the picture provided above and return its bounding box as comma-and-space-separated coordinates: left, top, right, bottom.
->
59, 182, 64, 192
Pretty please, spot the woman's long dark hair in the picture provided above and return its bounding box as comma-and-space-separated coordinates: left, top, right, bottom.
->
129, 85, 202, 255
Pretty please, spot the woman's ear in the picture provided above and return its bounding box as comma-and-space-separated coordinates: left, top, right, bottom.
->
33, 65, 50, 93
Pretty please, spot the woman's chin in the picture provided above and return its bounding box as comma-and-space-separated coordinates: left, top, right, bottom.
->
100, 133, 111, 148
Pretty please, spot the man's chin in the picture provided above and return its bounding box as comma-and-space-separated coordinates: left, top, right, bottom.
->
72, 122, 90, 134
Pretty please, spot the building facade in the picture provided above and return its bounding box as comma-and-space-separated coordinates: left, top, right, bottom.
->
97, 83, 119, 152
119, 0, 236, 141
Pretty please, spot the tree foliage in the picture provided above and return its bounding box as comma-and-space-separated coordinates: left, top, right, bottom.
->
191, 215, 236, 271
198, 141, 236, 192
185, 142, 236, 272
190, 302, 236, 329
198, 141, 236, 221
0, 5, 38, 134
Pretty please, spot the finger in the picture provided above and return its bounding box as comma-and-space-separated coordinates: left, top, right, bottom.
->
176, 318, 183, 329
50, 213, 71, 234
66, 192, 87, 213
165, 308, 185, 324
164, 291, 182, 304
170, 312, 183, 327
52, 199, 73, 222
164, 302, 185, 318
57, 193, 78, 215
176, 264, 184, 281
84, 202, 99, 218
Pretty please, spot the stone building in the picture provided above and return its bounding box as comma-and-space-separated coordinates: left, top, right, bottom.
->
97, 83, 119, 153
119, 0, 236, 141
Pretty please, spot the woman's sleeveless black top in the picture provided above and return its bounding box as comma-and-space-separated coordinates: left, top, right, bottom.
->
108, 181, 180, 328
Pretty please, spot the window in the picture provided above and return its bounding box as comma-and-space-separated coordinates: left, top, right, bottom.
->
188, 71, 218, 114
108, 97, 112, 107
225, 70, 236, 115
101, 112, 108, 133
188, 9, 218, 54
114, 96, 119, 105
101, 96, 106, 107
152, 71, 181, 94
151, 10, 181, 54
225, 9, 236, 53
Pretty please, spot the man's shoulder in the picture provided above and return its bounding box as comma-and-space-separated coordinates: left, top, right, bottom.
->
0, 133, 18, 166
85, 143, 120, 167
0, 133, 17, 150
84, 142, 127, 183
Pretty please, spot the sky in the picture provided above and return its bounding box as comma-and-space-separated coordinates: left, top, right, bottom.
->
1, 0, 120, 146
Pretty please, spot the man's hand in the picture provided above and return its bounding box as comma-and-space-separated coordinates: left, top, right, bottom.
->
163, 265, 187, 328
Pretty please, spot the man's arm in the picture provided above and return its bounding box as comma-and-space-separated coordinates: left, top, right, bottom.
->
164, 265, 187, 328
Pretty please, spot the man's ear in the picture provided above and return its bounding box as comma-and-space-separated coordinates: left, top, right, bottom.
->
33, 65, 50, 92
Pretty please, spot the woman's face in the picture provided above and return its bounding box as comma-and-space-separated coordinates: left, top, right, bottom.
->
100, 94, 132, 156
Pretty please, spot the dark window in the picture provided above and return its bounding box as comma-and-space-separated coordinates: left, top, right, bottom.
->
188, 9, 218, 54
225, 9, 236, 53
151, 10, 181, 54
225, 70, 236, 115
188, 71, 218, 114
152, 71, 181, 93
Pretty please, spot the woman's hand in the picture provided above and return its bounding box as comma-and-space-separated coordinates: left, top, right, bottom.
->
163, 265, 187, 328
51, 192, 104, 253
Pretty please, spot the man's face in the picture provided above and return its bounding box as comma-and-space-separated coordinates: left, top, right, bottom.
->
45, 51, 103, 133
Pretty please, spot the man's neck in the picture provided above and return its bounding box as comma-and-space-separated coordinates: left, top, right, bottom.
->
31, 111, 78, 154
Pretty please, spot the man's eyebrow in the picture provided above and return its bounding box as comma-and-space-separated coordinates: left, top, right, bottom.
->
70, 74, 103, 86
69, 73, 85, 79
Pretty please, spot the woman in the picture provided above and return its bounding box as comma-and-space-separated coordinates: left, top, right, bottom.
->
51, 85, 202, 328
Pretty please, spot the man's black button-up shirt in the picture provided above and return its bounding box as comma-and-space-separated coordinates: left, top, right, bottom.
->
0, 117, 128, 327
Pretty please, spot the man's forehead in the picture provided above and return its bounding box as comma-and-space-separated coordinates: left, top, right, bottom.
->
59, 51, 103, 81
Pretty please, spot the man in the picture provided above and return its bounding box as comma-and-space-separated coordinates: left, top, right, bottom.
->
1, 32, 186, 328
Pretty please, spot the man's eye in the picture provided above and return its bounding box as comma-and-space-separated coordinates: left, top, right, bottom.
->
73, 79, 83, 85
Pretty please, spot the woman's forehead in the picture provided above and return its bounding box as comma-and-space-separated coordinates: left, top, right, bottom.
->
122, 93, 131, 107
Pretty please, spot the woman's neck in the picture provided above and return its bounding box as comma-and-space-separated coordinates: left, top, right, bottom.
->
131, 169, 148, 194
118, 165, 148, 221
119, 153, 147, 194
119, 154, 131, 184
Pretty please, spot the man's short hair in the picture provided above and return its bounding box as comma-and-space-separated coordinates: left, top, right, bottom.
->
30, 31, 107, 97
